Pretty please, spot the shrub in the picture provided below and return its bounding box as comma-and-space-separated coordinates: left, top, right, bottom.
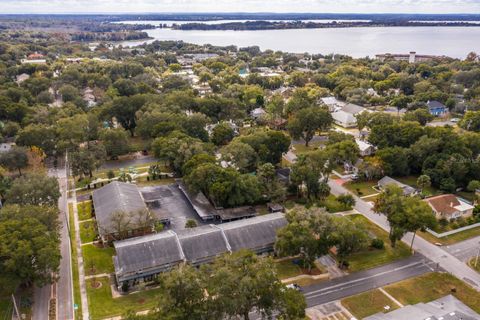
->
370, 238, 384, 250
107, 170, 115, 179
439, 218, 449, 228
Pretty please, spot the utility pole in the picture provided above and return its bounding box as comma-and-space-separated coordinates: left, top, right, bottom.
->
12, 294, 20, 319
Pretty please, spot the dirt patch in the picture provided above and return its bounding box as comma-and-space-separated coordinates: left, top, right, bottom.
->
90, 280, 103, 289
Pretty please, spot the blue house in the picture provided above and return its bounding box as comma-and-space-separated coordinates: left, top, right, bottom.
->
427, 100, 447, 116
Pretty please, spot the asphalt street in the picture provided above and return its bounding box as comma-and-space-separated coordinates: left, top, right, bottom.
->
444, 236, 480, 262
328, 179, 480, 291
303, 254, 435, 306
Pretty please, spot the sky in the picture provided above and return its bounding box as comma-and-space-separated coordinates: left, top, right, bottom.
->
1, 0, 480, 14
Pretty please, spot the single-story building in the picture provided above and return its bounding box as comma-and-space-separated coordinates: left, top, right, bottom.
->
332, 110, 358, 128
377, 176, 417, 196
92, 181, 154, 242
427, 100, 447, 116
424, 194, 474, 220
112, 212, 287, 291
251, 107, 267, 120
355, 139, 375, 157
365, 294, 480, 320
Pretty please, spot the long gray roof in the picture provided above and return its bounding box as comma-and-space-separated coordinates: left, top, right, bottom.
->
378, 176, 416, 195
176, 225, 230, 264
218, 213, 287, 252
113, 231, 184, 282
92, 181, 148, 237
113, 213, 287, 282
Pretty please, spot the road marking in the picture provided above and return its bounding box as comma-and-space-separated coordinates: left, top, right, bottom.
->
304, 261, 426, 298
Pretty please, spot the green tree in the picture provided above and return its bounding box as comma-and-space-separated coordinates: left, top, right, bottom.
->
416, 175, 431, 194
330, 216, 368, 266
288, 107, 332, 146
0, 147, 29, 175
0, 205, 60, 288
211, 122, 235, 146
6, 173, 60, 206
220, 141, 257, 173
257, 163, 286, 202
467, 180, 480, 192
460, 111, 480, 132
403, 109, 434, 126
100, 129, 130, 159
70, 144, 106, 178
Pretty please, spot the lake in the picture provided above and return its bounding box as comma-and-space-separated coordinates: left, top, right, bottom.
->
120, 25, 480, 59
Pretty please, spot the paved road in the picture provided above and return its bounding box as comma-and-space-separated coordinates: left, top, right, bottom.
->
32, 285, 50, 320
303, 254, 435, 306
99, 154, 155, 170
251, 254, 433, 319
329, 179, 480, 291
445, 236, 480, 262
54, 165, 74, 320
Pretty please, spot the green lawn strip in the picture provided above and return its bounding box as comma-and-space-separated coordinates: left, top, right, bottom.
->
87, 277, 162, 320
77, 201, 93, 221
275, 260, 304, 279
343, 180, 378, 197
384, 272, 480, 314
79, 220, 98, 244
135, 177, 176, 187
291, 140, 324, 155
82, 244, 115, 276
319, 194, 352, 213
68, 203, 83, 320
341, 289, 399, 319
0, 295, 13, 320
345, 215, 411, 272
468, 258, 480, 273
419, 226, 480, 246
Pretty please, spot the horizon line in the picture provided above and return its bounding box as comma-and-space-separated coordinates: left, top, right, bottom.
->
1, 12, 480, 16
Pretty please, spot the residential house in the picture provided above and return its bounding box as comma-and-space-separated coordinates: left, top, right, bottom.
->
15, 73, 30, 84
355, 139, 375, 157
377, 176, 416, 196
424, 194, 474, 220
92, 181, 153, 243
427, 100, 448, 116
365, 295, 480, 320
331, 110, 357, 128
112, 213, 287, 291
251, 107, 267, 120
320, 96, 345, 112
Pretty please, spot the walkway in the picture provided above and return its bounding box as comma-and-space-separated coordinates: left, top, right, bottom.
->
328, 179, 480, 292
71, 188, 90, 320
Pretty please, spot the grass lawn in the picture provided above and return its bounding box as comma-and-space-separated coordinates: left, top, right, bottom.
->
291, 140, 325, 155
343, 180, 378, 197
419, 226, 480, 246
0, 296, 12, 320
341, 289, 399, 318
80, 220, 98, 244
86, 277, 162, 320
69, 203, 83, 320
396, 176, 439, 197
468, 258, 480, 273
384, 272, 480, 314
319, 194, 352, 213
77, 201, 93, 221
82, 244, 115, 276
345, 215, 411, 272
276, 260, 303, 279
135, 177, 175, 187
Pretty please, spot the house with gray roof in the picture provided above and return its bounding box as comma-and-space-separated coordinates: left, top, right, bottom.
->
112, 213, 286, 291
377, 176, 416, 196
92, 181, 153, 242
365, 295, 479, 320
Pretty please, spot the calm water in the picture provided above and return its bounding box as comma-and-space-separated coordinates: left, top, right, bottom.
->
120, 26, 480, 59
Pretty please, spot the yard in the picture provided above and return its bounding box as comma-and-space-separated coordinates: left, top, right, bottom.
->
468, 258, 480, 273
344, 215, 411, 272
419, 226, 480, 245
319, 194, 353, 213
341, 289, 399, 319
343, 180, 379, 197
86, 277, 162, 320
384, 272, 480, 314
80, 220, 98, 244
77, 200, 93, 221
82, 244, 115, 276
290, 139, 325, 156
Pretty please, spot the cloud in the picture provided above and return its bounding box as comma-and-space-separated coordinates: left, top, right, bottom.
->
1, 0, 480, 14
